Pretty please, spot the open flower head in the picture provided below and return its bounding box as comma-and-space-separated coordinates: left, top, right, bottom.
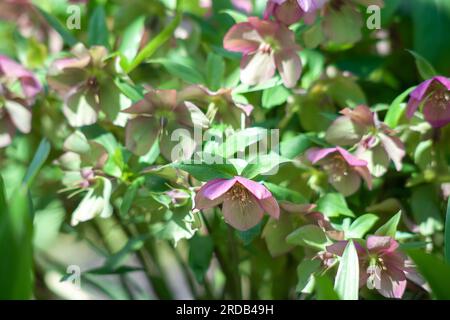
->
223, 17, 302, 88
195, 176, 280, 231
307, 146, 372, 196
264, 0, 318, 26
326, 105, 405, 177
327, 236, 425, 299
123, 89, 209, 160
48, 44, 122, 127
406, 76, 450, 128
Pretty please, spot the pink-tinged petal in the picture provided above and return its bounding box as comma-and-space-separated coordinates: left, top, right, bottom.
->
63, 87, 98, 127
235, 176, 272, 199
122, 96, 155, 115
325, 116, 364, 146
274, 1, 304, 25
366, 236, 399, 254
194, 189, 227, 211
258, 196, 280, 219
231, 0, 252, 13
280, 202, 316, 213
377, 266, 407, 299
307, 147, 338, 164
4, 100, 31, 133
423, 98, 450, 128
0, 55, 42, 99
274, 49, 302, 88
223, 22, 262, 55
340, 105, 374, 128
379, 133, 405, 171
200, 178, 237, 200
263, 1, 277, 20
240, 52, 276, 86
330, 170, 361, 197
353, 166, 373, 190
327, 240, 365, 256
235, 102, 254, 116
297, 0, 317, 12
336, 147, 368, 167
247, 17, 278, 39
406, 97, 421, 119
222, 196, 264, 231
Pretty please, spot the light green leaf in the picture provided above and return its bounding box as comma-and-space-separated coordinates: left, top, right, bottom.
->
375, 211, 401, 238
315, 275, 340, 300
334, 240, 359, 300
22, 139, 51, 188
316, 193, 355, 218
384, 86, 415, 128
347, 214, 379, 239
286, 225, 332, 250
261, 85, 290, 109
407, 50, 438, 81
206, 52, 225, 91
37, 8, 78, 46
119, 16, 145, 69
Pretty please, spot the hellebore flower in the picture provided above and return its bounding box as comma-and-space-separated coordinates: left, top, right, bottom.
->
307, 146, 372, 196
178, 85, 253, 128
223, 17, 302, 88
194, 176, 280, 231
264, 0, 318, 26
55, 131, 112, 226
406, 76, 450, 128
123, 89, 209, 160
326, 105, 405, 177
232, 0, 253, 13
48, 44, 122, 127
0, 55, 41, 147
327, 236, 426, 299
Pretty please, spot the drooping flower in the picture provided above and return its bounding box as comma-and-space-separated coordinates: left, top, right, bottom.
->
223, 17, 302, 88
307, 146, 372, 196
327, 236, 426, 299
123, 89, 209, 160
55, 131, 112, 226
0, 55, 41, 147
264, 0, 318, 26
325, 105, 405, 177
406, 76, 450, 128
178, 85, 253, 128
47, 44, 122, 127
194, 176, 280, 231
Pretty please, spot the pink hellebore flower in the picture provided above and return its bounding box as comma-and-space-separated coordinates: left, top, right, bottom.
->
194, 176, 280, 231
223, 17, 302, 88
406, 76, 450, 128
307, 146, 372, 196
264, 0, 318, 26
327, 236, 425, 299
326, 105, 405, 177
0, 55, 41, 147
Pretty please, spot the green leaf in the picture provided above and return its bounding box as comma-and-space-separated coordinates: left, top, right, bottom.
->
119, 178, 144, 218
445, 198, 450, 264
261, 85, 290, 109
410, 185, 443, 236
384, 86, 415, 128
407, 250, 450, 300
220, 9, 248, 23
286, 225, 332, 250
334, 240, 359, 300
22, 139, 51, 188
241, 153, 291, 179
316, 193, 354, 218
37, 8, 78, 47
217, 127, 268, 158
88, 6, 110, 48
264, 182, 307, 203
237, 222, 262, 246
347, 214, 379, 239
0, 184, 33, 299
296, 259, 321, 294
126, 9, 182, 73
314, 275, 340, 300
188, 235, 214, 283
407, 49, 438, 81
148, 58, 205, 84
280, 134, 312, 159
174, 162, 237, 181
375, 211, 401, 238
206, 52, 225, 91
119, 16, 145, 69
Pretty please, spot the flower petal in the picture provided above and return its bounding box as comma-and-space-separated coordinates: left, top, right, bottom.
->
330, 169, 361, 196
240, 52, 276, 86
125, 116, 159, 156
222, 196, 264, 231
274, 49, 302, 88
337, 147, 368, 167
223, 22, 262, 55
307, 147, 338, 164
235, 176, 272, 199
200, 178, 237, 200
258, 196, 280, 219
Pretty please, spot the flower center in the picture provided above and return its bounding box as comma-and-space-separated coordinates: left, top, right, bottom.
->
323, 155, 349, 182
430, 90, 450, 110
260, 37, 279, 54
228, 183, 251, 203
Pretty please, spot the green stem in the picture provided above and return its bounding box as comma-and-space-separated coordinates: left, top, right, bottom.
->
227, 225, 242, 300
125, 1, 182, 73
